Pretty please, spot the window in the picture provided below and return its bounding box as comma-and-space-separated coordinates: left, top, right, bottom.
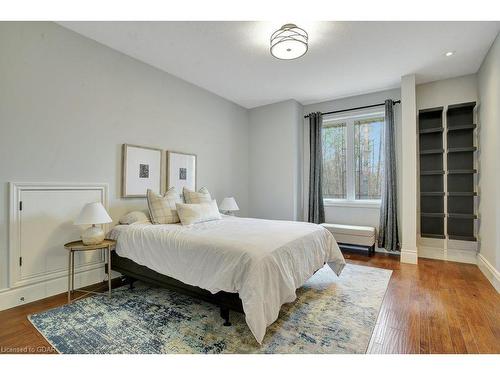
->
322, 110, 384, 204
354, 117, 384, 199
322, 122, 347, 199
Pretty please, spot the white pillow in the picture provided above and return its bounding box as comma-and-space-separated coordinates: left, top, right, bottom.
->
118, 210, 150, 225
176, 200, 221, 225
183, 186, 212, 204
147, 187, 181, 224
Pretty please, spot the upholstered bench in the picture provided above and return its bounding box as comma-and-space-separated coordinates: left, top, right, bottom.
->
321, 223, 376, 255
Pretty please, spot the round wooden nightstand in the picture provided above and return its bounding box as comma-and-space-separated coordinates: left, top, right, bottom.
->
64, 239, 116, 303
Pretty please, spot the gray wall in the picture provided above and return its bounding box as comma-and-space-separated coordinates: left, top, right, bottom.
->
303, 88, 402, 233
417, 74, 478, 110
248, 100, 303, 221
0, 22, 250, 290
477, 32, 500, 271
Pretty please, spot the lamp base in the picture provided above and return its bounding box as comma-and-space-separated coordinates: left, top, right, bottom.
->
81, 225, 105, 245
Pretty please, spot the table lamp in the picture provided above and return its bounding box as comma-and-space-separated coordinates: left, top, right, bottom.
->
219, 197, 239, 216
74, 202, 112, 245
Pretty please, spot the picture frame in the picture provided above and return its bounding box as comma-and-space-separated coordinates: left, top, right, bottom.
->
166, 151, 197, 197
122, 144, 163, 198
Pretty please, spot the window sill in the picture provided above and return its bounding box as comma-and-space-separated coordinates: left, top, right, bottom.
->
323, 199, 381, 208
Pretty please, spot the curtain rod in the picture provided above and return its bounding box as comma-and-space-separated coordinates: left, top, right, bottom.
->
303, 99, 401, 118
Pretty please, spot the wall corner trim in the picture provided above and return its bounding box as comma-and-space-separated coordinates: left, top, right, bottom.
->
400, 248, 418, 264
477, 254, 500, 293
400, 74, 418, 261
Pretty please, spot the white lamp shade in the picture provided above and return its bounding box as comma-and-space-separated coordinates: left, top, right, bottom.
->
74, 202, 112, 225
219, 197, 239, 212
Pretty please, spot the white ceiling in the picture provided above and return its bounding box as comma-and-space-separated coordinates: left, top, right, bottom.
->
58, 21, 500, 109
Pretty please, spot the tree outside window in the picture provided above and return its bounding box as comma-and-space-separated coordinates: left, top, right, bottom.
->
322, 112, 384, 202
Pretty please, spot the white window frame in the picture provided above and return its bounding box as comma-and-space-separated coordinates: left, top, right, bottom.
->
322, 107, 385, 208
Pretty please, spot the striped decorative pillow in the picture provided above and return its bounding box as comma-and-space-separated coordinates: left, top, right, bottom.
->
147, 187, 181, 224
176, 200, 221, 226
183, 186, 212, 204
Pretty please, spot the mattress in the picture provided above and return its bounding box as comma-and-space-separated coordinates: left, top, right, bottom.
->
108, 215, 345, 344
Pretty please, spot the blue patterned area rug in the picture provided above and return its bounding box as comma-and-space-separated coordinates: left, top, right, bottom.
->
29, 263, 391, 354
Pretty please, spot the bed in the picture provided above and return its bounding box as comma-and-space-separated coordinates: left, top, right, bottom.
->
108, 215, 345, 344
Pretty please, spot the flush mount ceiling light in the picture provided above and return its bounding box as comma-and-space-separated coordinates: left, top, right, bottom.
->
270, 23, 308, 60
445, 51, 455, 57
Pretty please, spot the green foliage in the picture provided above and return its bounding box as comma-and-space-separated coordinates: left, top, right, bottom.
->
322, 118, 383, 200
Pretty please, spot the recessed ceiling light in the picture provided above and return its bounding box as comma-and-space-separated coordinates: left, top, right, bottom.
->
445, 51, 455, 57
270, 23, 308, 60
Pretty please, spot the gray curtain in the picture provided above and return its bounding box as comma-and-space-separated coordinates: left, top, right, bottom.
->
308, 112, 325, 224
378, 100, 400, 251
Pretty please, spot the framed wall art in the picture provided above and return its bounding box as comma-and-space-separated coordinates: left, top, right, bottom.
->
167, 151, 197, 196
122, 144, 163, 198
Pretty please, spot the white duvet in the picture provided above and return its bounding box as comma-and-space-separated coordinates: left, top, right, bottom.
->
108, 215, 345, 344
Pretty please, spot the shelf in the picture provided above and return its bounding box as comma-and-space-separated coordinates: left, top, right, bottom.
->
419, 127, 444, 134
420, 170, 445, 175
421, 212, 446, 218
447, 169, 477, 174
420, 192, 445, 196
420, 149, 444, 155
443, 102, 477, 241
419, 106, 444, 114
448, 235, 477, 242
447, 102, 476, 110
448, 192, 477, 196
447, 124, 476, 132
447, 147, 477, 153
448, 213, 477, 219
421, 233, 446, 239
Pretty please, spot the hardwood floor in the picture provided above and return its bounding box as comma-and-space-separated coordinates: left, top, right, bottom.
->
347, 253, 500, 354
0, 254, 498, 354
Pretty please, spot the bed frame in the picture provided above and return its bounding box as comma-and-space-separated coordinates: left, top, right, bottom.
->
110, 250, 243, 326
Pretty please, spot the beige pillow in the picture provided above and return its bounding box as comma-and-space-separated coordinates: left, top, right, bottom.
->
119, 210, 150, 225
176, 200, 221, 225
183, 186, 212, 204
147, 188, 181, 224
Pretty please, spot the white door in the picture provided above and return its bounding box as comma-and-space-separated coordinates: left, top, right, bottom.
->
19, 189, 104, 283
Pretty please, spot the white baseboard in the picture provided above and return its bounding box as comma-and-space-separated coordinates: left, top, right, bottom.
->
400, 248, 418, 264
477, 254, 500, 293
418, 247, 477, 264
0, 267, 106, 311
